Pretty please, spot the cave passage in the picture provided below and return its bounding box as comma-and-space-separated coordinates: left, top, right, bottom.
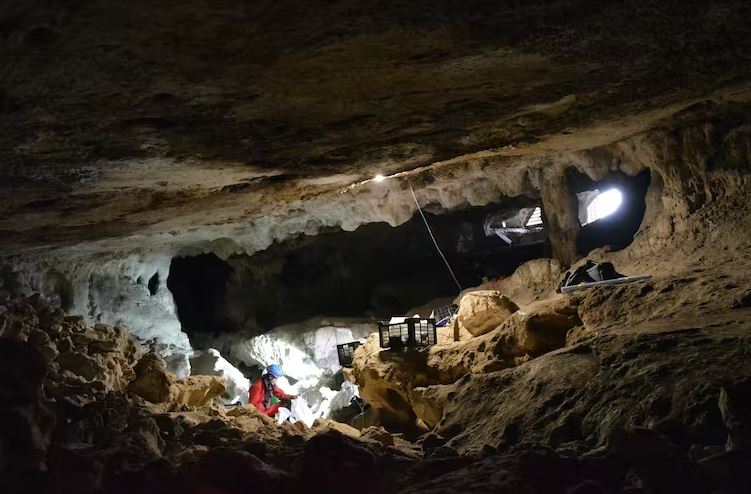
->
168, 201, 551, 336
571, 169, 651, 255
167, 253, 233, 335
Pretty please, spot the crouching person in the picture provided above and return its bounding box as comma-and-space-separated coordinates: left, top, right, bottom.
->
249, 364, 297, 417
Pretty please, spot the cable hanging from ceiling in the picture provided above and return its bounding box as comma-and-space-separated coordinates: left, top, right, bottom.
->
408, 181, 464, 294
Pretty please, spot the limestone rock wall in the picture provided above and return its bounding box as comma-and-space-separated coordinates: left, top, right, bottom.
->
1, 253, 190, 356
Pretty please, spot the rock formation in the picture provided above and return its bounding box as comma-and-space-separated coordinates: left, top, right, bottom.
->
454, 290, 519, 337
129, 353, 226, 409
347, 289, 583, 430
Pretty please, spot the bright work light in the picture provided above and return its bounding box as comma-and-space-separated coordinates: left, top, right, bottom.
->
587, 188, 622, 223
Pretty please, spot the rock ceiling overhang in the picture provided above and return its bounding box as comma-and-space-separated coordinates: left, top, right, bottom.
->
1, 1, 750, 255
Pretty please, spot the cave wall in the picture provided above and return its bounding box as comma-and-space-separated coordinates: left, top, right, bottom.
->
0, 252, 190, 354
1, 100, 750, 352
601, 102, 751, 265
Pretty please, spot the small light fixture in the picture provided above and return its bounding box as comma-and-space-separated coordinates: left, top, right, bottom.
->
373, 174, 386, 183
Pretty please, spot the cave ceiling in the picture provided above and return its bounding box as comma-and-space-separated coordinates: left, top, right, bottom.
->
1, 0, 750, 255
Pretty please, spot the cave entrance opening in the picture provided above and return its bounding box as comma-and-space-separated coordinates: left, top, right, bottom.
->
568, 168, 651, 255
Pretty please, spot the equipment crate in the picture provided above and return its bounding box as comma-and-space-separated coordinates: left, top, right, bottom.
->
378, 318, 437, 349
432, 304, 458, 326
336, 341, 362, 367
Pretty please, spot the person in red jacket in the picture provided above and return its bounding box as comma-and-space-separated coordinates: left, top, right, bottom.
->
249, 364, 296, 417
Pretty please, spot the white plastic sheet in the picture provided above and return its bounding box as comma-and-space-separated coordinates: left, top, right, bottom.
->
328, 381, 359, 414
276, 407, 291, 425
290, 398, 316, 428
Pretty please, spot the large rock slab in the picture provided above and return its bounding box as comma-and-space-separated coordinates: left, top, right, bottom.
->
495, 258, 563, 305
492, 296, 582, 364
456, 291, 519, 337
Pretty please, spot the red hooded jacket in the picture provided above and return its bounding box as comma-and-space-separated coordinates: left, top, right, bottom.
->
249, 376, 293, 417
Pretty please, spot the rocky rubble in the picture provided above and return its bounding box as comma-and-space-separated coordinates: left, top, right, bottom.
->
0, 295, 426, 493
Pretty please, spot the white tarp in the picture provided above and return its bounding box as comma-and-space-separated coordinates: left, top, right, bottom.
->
290, 398, 316, 428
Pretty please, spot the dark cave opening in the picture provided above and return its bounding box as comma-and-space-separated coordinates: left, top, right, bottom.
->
167, 201, 553, 336
147, 272, 160, 296
167, 253, 233, 335
569, 168, 651, 255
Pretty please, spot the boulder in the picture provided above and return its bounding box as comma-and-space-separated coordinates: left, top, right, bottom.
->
361, 426, 395, 446
170, 376, 226, 407
130, 353, 228, 409
492, 296, 581, 363
223, 404, 291, 442
494, 258, 563, 305
313, 418, 362, 439
129, 354, 172, 404
456, 291, 519, 337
